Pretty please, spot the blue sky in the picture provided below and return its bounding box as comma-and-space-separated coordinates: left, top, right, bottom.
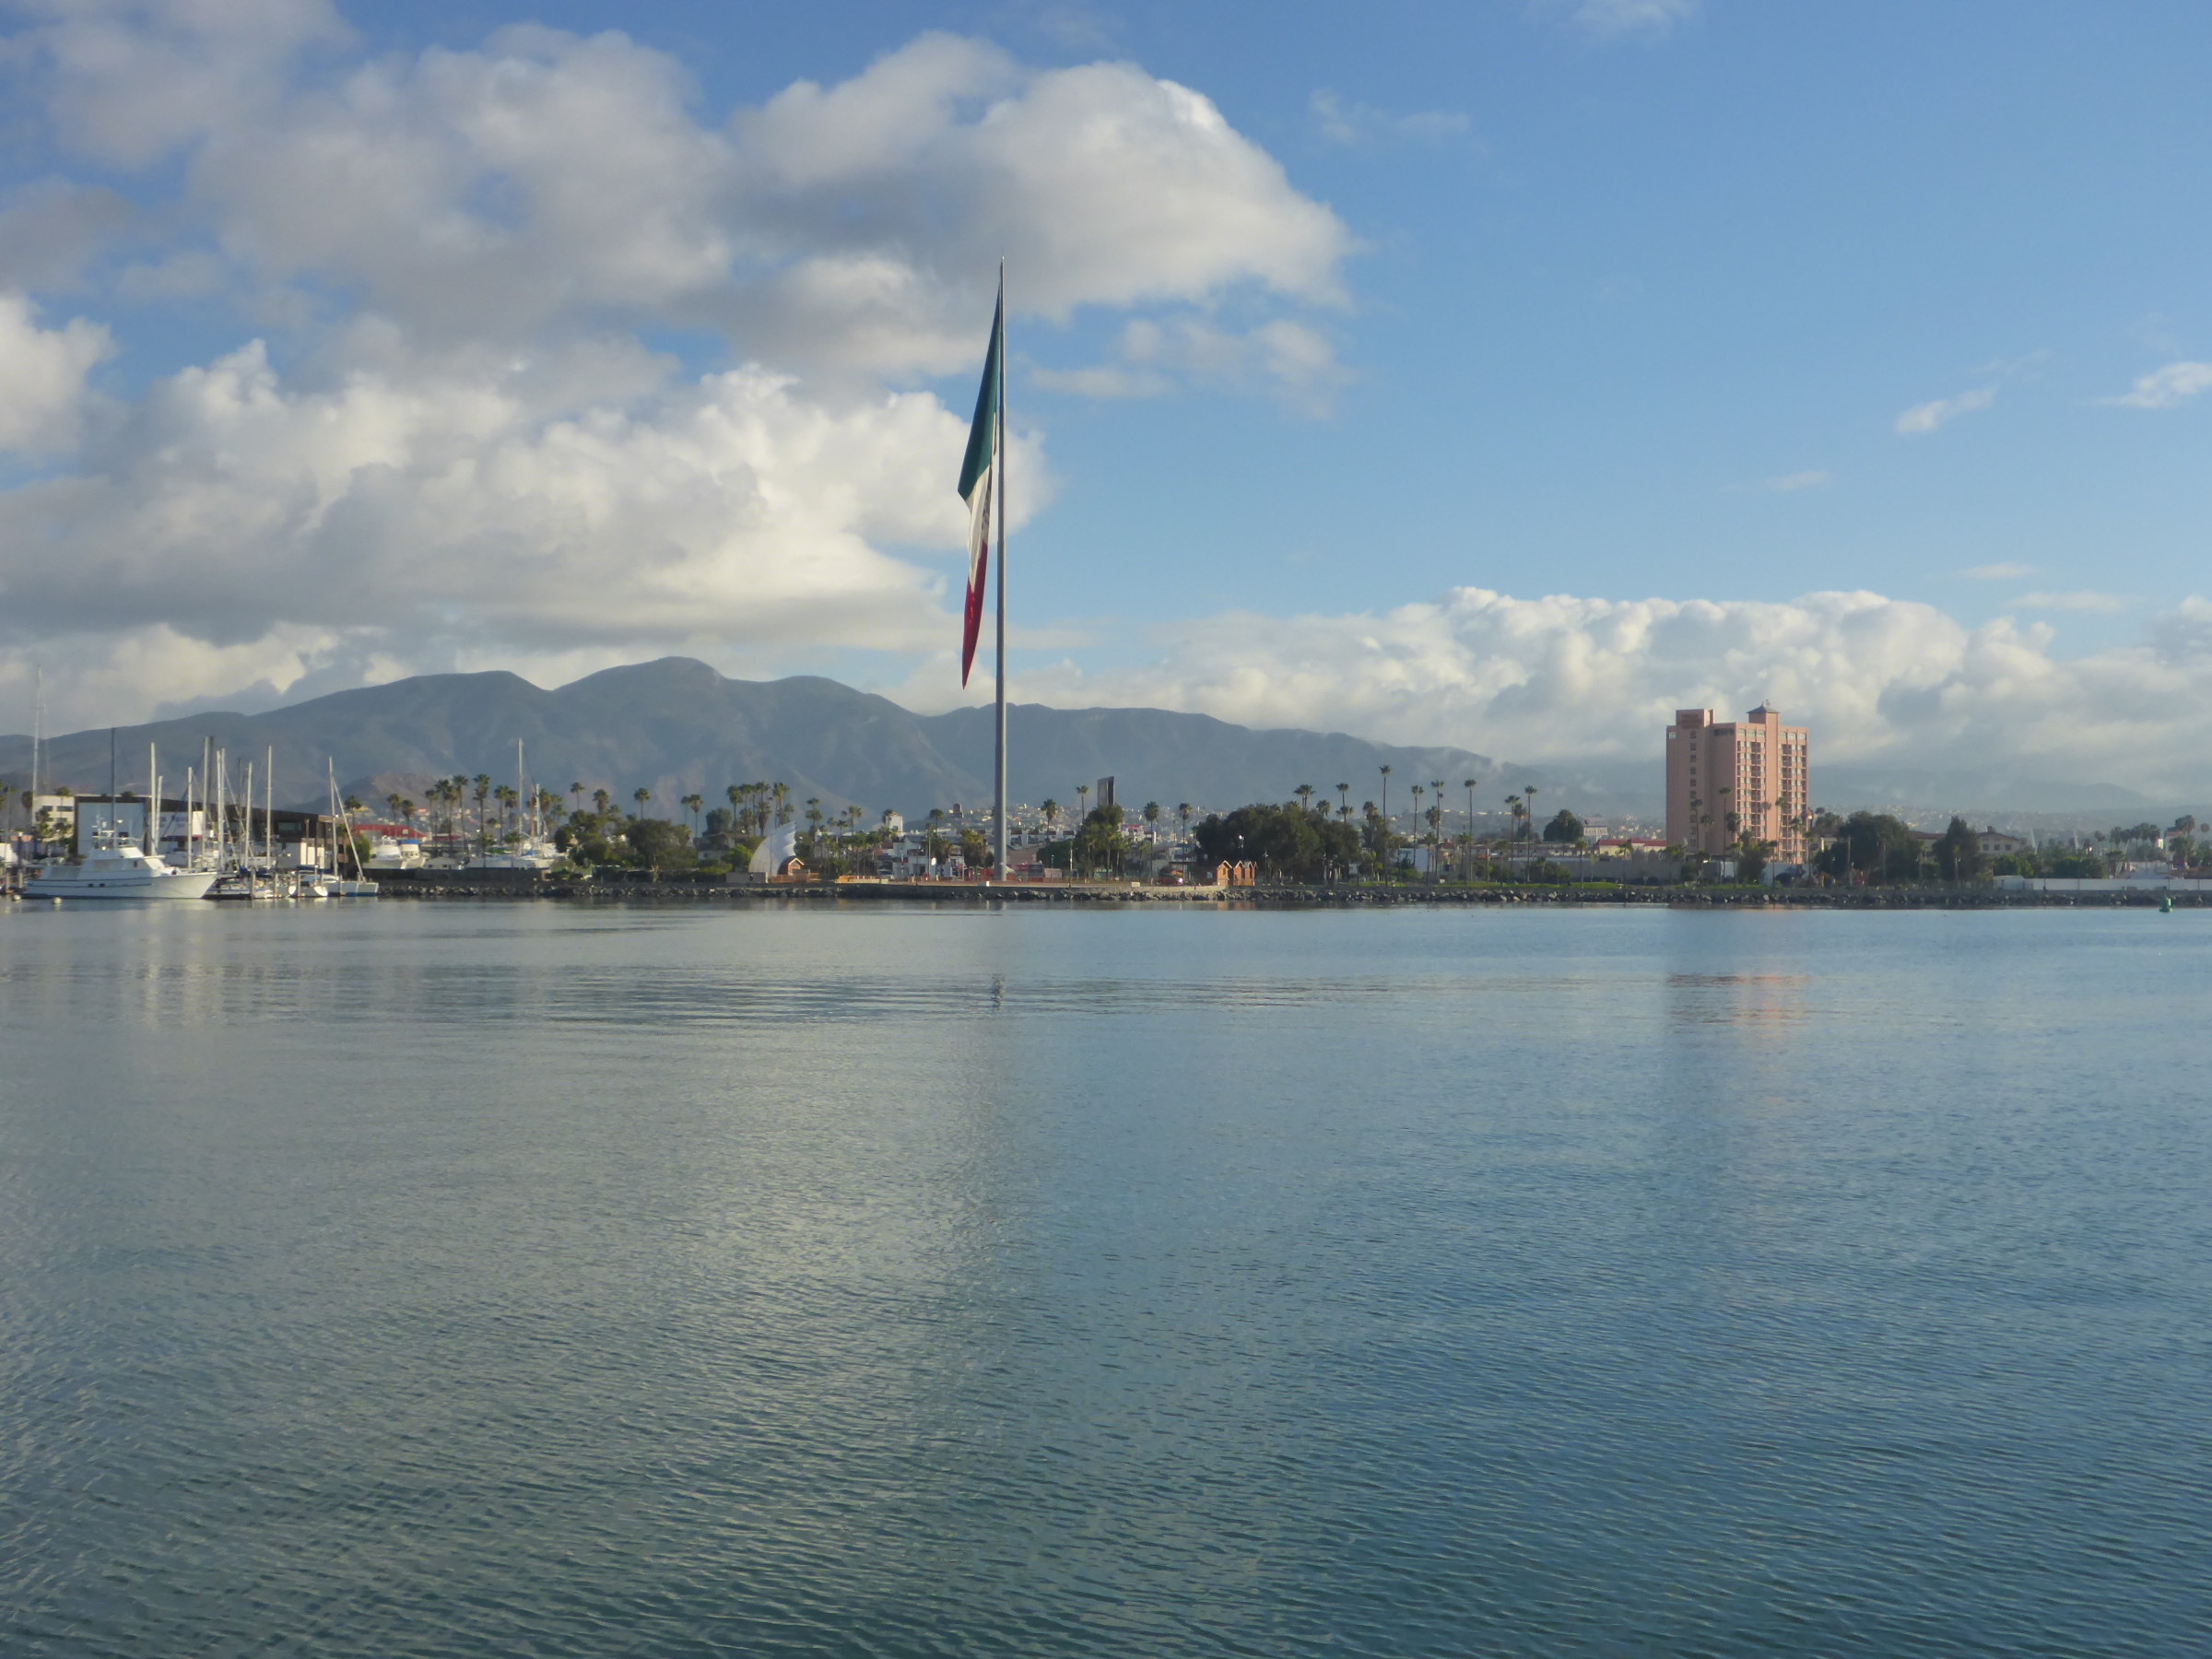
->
4, 1, 2211, 789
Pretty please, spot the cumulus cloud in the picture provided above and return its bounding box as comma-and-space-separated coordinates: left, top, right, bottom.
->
0, 180, 135, 290
8, 18, 1351, 369
1895, 385, 1996, 435
1960, 562, 2033, 581
0, 293, 113, 451
1003, 588, 2212, 797
0, 335, 1041, 662
0, 9, 1355, 727
2100, 361, 2212, 410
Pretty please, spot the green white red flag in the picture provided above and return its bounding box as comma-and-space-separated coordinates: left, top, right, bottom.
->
957, 285, 1003, 686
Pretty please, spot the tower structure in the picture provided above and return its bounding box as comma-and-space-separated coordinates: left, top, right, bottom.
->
1665, 704, 1809, 865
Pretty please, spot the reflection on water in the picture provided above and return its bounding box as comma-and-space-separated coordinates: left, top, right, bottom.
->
2, 902, 2208, 1657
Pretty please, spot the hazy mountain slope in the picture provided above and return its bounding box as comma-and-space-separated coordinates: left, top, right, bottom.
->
7, 655, 2175, 824
0, 659, 1491, 819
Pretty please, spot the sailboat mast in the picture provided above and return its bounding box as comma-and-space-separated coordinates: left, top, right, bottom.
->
27, 666, 40, 848
992, 259, 1008, 885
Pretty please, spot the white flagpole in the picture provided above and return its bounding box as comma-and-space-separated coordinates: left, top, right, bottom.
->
992, 259, 1008, 885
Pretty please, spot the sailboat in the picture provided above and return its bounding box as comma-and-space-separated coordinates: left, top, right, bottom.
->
315, 760, 379, 897
462, 740, 562, 871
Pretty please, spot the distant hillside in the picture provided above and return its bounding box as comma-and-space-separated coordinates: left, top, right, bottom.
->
0, 658, 1551, 823
12, 658, 2183, 827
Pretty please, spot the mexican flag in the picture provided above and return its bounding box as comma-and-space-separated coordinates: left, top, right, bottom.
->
957, 286, 1003, 686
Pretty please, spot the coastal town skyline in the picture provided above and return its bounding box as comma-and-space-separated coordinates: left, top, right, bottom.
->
3, 3, 2212, 795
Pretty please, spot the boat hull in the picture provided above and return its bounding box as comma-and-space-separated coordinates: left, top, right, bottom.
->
29, 869, 219, 900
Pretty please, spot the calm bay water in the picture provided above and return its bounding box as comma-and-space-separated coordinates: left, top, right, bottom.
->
1, 900, 2206, 1657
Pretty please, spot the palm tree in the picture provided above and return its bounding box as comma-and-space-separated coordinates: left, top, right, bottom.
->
593, 787, 612, 818
1464, 779, 1478, 879
1041, 798, 1059, 834
1379, 765, 1392, 829
1336, 782, 1350, 818
771, 782, 790, 825
471, 774, 492, 850
385, 791, 403, 825
683, 793, 704, 840
1077, 782, 1089, 819
633, 786, 651, 819
1295, 783, 1314, 814
494, 783, 518, 842
726, 784, 742, 834
1178, 802, 1192, 838
1523, 783, 1539, 843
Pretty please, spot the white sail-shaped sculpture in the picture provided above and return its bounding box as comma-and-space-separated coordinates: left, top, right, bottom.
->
748, 821, 798, 876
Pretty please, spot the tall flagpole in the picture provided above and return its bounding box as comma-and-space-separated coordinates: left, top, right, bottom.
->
992, 259, 1008, 885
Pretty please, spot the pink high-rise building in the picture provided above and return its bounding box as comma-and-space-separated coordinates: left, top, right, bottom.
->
1665, 705, 1809, 864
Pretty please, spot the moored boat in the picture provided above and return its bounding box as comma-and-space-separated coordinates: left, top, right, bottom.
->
27, 837, 218, 901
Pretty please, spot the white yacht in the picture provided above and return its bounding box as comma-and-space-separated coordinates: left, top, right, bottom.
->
462, 839, 564, 872
28, 836, 218, 901
365, 836, 425, 871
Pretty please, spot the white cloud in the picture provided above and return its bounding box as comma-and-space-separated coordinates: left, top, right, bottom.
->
2100, 361, 2212, 410
1960, 562, 2034, 581
0, 13, 1356, 726
1041, 314, 1351, 415
0, 337, 1044, 660
0, 292, 112, 451
1895, 385, 1995, 435
1545, 0, 1700, 42
2008, 591, 2126, 615
1028, 362, 1171, 400
1310, 90, 1473, 147
30, 0, 350, 169
10, 20, 1353, 370
0, 179, 135, 290
1002, 587, 2212, 796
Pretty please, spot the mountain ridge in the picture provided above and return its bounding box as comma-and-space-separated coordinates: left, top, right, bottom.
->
0, 658, 1533, 823
9, 657, 2173, 826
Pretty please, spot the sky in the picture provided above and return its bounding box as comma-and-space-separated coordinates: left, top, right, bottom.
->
3, 0, 2211, 794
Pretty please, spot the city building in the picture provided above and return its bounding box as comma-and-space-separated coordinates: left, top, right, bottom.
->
1665, 704, 1809, 863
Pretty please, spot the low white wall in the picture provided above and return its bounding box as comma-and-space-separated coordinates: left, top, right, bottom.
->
1995, 875, 2212, 893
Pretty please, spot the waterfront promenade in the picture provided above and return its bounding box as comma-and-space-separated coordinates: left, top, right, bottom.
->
344, 872, 2202, 908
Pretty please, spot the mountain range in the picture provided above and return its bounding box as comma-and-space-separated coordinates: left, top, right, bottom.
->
0, 658, 1562, 825
5, 657, 2181, 830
